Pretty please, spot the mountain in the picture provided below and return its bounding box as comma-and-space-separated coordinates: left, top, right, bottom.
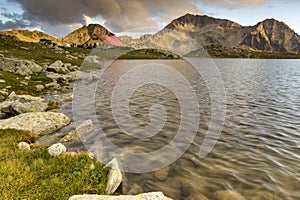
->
0, 29, 63, 45
121, 14, 300, 53
62, 24, 114, 45
0, 24, 114, 46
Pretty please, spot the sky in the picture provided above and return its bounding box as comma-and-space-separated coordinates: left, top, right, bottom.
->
0, 0, 300, 38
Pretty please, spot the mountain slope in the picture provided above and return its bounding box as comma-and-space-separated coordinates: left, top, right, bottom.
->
121, 14, 300, 53
62, 24, 114, 45
0, 30, 63, 45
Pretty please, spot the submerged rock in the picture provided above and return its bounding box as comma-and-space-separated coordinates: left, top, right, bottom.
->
69, 192, 173, 200
60, 119, 94, 143
48, 143, 67, 156
105, 158, 123, 195
154, 166, 170, 181
0, 112, 70, 136
214, 190, 246, 200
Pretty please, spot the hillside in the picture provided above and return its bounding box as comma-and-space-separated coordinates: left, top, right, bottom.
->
121, 14, 300, 53
62, 24, 114, 45
0, 29, 63, 45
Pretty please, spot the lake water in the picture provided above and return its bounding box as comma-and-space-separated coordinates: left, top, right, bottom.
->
56, 59, 300, 199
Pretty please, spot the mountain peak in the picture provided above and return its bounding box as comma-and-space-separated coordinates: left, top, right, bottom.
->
62, 23, 114, 45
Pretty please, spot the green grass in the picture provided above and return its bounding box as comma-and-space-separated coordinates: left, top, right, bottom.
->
0, 70, 53, 96
0, 129, 108, 200
0, 36, 86, 66
118, 49, 181, 59
203, 45, 300, 59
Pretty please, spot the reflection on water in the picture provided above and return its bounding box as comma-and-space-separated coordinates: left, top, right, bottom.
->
66, 59, 300, 199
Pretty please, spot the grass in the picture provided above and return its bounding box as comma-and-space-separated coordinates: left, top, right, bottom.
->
118, 49, 181, 59
0, 129, 108, 200
203, 45, 300, 59
0, 36, 86, 66
0, 70, 53, 96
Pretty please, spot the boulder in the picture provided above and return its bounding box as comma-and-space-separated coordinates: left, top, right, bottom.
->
46, 60, 70, 74
69, 192, 173, 200
0, 57, 42, 76
105, 158, 123, 195
18, 142, 31, 151
214, 190, 246, 200
0, 112, 71, 136
60, 119, 94, 143
0, 92, 49, 116
48, 143, 67, 156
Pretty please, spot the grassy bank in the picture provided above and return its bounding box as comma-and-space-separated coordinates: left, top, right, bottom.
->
0, 129, 107, 200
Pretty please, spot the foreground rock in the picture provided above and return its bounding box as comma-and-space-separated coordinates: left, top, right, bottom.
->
0, 112, 70, 136
105, 158, 123, 195
69, 192, 173, 200
0, 92, 49, 117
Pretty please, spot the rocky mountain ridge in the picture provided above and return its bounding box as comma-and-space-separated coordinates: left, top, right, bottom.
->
1, 14, 300, 53
121, 14, 300, 53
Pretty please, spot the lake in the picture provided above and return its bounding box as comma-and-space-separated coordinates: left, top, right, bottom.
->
58, 58, 300, 199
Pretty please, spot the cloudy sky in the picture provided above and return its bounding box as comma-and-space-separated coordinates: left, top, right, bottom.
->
0, 0, 300, 38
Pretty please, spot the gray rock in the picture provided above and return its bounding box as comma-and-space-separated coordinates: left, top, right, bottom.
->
69, 192, 173, 200
0, 57, 42, 76
48, 143, 67, 156
0, 112, 71, 136
47, 60, 70, 74
0, 92, 49, 115
105, 158, 123, 195
18, 142, 31, 151
45, 82, 61, 90
60, 119, 94, 143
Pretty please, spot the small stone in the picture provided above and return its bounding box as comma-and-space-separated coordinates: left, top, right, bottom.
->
0, 79, 5, 83
89, 163, 95, 170
18, 142, 30, 151
48, 143, 67, 156
20, 81, 28, 86
25, 76, 31, 80
35, 84, 45, 92
154, 166, 170, 181
88, 152, 95, 160
45, 82, 61, 90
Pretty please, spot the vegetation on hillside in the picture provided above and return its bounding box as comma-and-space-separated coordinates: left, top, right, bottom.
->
0, 129, 108, 200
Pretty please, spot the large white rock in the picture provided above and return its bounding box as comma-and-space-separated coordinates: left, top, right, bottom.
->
0, 112, 71, 136
0, 57, 42, 76
69, 192, 173, 200
105, 158, 123, 195
48, 143, 67, 156
47, 60, 70, 74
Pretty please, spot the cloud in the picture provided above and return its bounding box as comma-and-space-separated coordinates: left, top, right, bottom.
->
5, 0, 201, 36
199, 0, 271, 8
